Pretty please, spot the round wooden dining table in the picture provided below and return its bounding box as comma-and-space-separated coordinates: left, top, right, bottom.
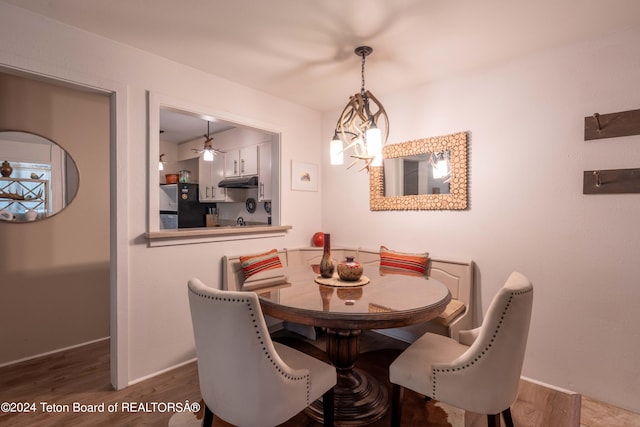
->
255, 264, 451, 426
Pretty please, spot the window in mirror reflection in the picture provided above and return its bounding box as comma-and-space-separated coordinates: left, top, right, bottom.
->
1, 130, 79, 222
384, 150, 451, 196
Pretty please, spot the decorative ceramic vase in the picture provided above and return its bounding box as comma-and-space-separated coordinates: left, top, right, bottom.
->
1, 160, 12, 177
337, 256, 364, 281
179, 170, 191, 183
0, 208, 14, 221
24, 209, 38, 222
319, 233, 335, 278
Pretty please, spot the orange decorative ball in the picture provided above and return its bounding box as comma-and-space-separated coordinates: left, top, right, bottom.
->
312, 232, 324, 247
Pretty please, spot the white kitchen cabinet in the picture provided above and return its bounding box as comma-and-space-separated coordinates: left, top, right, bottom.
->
224, 146, 258, 177
224, 150, 239, 177
257, 142, 272, 201
198, 153, 227, 202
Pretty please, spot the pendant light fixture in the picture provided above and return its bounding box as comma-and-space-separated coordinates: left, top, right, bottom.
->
430, 151, 451, 181
159, 129, 167, 170
193, 121, 223, 161
331, 46, 389, 171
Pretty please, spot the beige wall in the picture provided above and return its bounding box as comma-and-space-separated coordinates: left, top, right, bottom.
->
0, 72, 110, 365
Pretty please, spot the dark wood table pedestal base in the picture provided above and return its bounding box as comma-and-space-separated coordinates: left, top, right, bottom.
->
305, 328, 389, 426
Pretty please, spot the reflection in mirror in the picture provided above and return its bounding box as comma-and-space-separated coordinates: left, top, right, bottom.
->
384, 151, 451, 196
0, 130, 79, 222
370, 132, 467, 210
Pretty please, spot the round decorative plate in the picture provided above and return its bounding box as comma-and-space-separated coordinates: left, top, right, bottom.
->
314, 275, 370, 287
245, 198, 256, 213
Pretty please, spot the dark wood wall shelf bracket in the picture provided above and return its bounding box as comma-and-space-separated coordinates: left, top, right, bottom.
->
584, 109, 640, 140
583, 168, 640, 194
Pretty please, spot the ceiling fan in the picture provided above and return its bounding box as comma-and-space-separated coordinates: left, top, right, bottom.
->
193, 121, 224, 161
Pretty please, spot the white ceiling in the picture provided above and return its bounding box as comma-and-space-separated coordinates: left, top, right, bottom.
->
4, 0, 640, 141
159, 108, 236, 145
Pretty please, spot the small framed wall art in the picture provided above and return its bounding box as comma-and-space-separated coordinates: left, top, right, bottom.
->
291, 161, 318, 192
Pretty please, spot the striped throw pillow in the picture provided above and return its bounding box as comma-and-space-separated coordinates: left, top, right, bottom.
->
379, 246, 428, 276
240, 249, 284, 279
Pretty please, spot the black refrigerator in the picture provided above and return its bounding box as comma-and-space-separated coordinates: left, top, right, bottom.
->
159, 183, 213, 229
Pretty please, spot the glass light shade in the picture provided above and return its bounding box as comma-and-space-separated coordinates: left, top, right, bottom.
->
366, 126, 382, 167
203, 149, 214, 161
159, 161, 164, 171
330, 137, 344, 165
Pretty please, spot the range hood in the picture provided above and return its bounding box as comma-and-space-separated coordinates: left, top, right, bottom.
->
218, 175, 259, 188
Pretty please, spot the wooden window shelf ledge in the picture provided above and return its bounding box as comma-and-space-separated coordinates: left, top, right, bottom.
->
145, 224, 292, 247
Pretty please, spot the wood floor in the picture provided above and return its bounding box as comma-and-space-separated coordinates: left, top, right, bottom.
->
0, 339, 200, 426
0, 332, 638, 427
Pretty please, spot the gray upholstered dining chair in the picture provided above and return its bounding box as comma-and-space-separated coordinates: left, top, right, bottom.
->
187, 278, 337, 427
389, 271, 533, 427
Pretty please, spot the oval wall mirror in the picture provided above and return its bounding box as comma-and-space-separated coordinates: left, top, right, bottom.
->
0, 130, 80, 222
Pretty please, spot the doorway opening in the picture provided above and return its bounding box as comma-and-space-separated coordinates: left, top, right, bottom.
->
0, 68, 114, 384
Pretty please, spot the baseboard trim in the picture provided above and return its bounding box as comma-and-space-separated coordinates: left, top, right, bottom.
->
127, 357, 197, 387
0, 336, 110, 368
128, 321, 301, 387
520, 376, 580, 395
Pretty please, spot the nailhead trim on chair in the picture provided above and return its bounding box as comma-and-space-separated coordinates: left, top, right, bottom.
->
190, 288, 312, 404
431, 288, 532, 399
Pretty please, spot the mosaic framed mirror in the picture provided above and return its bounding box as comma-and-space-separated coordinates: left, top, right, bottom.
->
369, 131, 468, 210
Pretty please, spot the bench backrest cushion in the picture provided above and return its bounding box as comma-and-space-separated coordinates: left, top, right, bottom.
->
222, 247, 474, 340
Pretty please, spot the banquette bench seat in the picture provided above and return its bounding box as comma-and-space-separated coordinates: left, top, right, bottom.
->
222, 247, 474, 342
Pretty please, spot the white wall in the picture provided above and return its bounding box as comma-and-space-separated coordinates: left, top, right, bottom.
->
0, 3, 322, 385
322, 27, 640, 412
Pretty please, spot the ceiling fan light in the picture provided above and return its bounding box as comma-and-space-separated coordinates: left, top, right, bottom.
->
203, 149, 214, 161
